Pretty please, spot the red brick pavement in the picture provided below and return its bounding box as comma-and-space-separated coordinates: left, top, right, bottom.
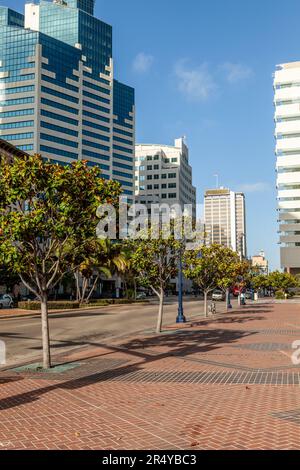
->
1, 301, 300, 449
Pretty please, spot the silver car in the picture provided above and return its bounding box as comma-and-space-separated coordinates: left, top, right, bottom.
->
212, 290, 225, 301
0, 294, 14, 309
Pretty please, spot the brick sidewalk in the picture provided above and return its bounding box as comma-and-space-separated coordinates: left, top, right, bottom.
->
1, 302, 300, 449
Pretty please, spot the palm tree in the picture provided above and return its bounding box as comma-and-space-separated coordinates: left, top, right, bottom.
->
74, 239, 127, 303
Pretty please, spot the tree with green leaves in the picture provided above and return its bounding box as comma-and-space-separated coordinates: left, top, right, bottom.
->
216, 251, 246, 310
250, 273, 269, 293
184, 244, 245, 316
267, 271, 299, 295
0, 154, 121, 368
129, 228, 180, 333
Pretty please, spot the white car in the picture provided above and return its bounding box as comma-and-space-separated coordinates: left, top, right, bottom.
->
136, 292, 146, 300
212, 290, 225, 301
0, 294, 14, 309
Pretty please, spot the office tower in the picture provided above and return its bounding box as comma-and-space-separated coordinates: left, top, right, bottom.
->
204, 188, 247, 258
0, 1, 135, 197
274, 62, 300, 274
134, 137, 197, 219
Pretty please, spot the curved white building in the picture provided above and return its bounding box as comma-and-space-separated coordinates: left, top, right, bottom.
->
274, 62, 300, 273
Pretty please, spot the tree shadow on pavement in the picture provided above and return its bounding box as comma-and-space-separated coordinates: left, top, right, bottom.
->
0, 325, 256, 411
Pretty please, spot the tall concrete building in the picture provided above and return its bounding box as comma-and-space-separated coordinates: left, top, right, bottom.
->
274, 61, 300, 274
0, 0, 135, 197
135, 138, 196, 218
204, 188, 247, 258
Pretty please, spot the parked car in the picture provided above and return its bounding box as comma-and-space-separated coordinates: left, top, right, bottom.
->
136, 291, 147, 300
212, 289, 225, 301
0, 294, 14, 309
245, 290, 253, 300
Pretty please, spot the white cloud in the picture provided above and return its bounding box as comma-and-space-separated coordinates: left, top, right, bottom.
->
174, 60, 217, 101
221, 62, 253, 83
237, 182, 271, 193
132, 52, 154, 73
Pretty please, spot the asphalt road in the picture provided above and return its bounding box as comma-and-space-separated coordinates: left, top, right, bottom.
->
0, 297, 239, 368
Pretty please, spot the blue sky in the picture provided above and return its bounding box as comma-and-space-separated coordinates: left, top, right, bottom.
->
5, 0, 300, 269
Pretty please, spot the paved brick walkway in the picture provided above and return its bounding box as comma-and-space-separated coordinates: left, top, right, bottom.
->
1, 301, 300, 449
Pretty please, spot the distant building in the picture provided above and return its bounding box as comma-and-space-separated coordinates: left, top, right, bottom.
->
135, 138, 196, 219
0, 137, 28, 162
274, 61, 300, 274
251, 250, 269, 275
204, 187, 247, 258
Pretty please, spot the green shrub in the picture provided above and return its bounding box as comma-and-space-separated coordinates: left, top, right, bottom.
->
80, 299, 110, 308
275, 290, 285, 300
81, 298, 147, 307
18, 301, 80, 310
18, 298, 148, 311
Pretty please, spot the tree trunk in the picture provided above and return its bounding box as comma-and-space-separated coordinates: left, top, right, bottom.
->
156, 287, 164, 334
204, 290, 208, 317
86, 275, 99, 303
74, 271, 80, 302
40, 293, 51, 369
134, 279, 137, 301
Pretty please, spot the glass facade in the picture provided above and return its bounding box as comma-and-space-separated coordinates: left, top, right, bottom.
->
0, 0, 135, 194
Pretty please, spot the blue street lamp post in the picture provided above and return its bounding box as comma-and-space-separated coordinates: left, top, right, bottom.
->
227, 288, 232, 310
176, 247, 186, 323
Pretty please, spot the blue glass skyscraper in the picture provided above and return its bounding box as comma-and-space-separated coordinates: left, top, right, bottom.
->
0, 0, 135, 196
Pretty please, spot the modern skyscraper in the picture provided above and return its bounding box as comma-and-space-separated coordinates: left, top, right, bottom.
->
204, 188, 247, 258
135, 138, 197, 219
0, 0, 135, 197
274, 62, 300, 274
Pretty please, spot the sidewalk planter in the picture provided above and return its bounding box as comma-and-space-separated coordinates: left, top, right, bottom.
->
18, 301, 80, 310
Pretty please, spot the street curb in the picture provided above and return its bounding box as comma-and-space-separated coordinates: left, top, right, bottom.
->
0, 301, 152, 320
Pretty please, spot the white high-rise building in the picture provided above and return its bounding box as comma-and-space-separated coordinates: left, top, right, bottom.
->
204, 188, 247, 258
135, 138, 196, 218
274, 62, 300, 274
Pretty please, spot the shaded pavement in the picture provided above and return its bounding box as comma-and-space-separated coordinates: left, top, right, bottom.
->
1, 301, 300, 449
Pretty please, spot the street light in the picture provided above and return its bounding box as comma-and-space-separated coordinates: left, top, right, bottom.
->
176, 244, 186, 323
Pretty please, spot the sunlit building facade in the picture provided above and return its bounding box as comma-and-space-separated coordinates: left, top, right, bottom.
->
274, 62, 300, 273
204, 188, 247, 258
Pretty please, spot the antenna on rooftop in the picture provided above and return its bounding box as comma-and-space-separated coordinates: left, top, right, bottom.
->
213, 174, 219, 188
